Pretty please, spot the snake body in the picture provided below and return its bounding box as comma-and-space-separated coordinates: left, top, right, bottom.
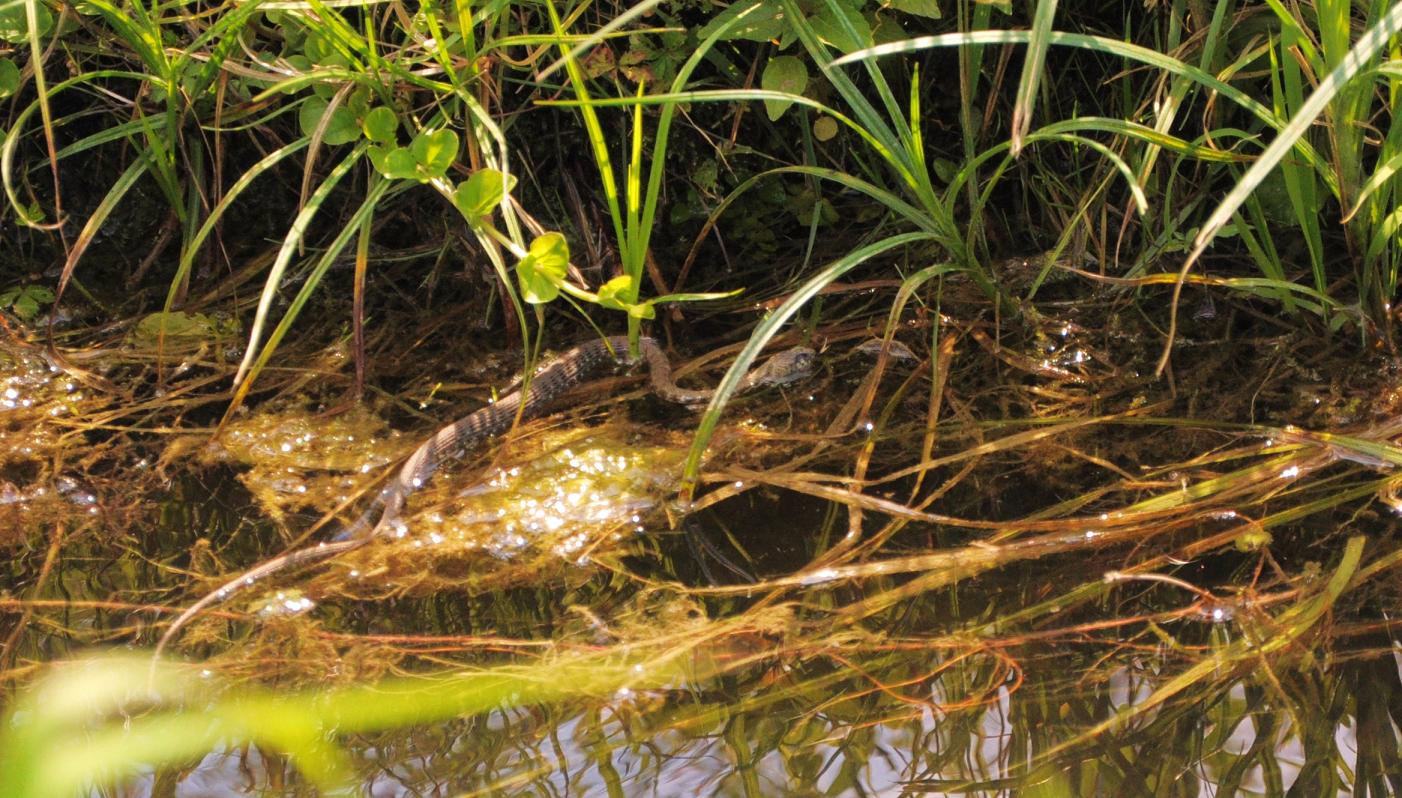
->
336, 336, 814, 540
155, 336, 814, 656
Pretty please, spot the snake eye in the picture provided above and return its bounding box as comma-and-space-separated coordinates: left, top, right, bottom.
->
794, 351, 817, 376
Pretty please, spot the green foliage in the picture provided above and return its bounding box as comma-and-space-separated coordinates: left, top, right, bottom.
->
0, 58, 17, 97
367, 128, 459, 182
298, 97, 360, 146
761, 56, 808, 121
0, 0, 51, 42
886, 0, 940, 20
0, 284, 52, 320
453, 168, 516, 227
6, 3, 1402, 794
517, 232, 570, 304
0, 651, 692, 796
361, 106, 398, 144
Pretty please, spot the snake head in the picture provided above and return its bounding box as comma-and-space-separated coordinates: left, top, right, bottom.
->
757, 347, 818, 386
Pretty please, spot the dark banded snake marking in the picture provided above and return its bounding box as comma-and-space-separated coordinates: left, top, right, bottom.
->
154, 336, 815, 656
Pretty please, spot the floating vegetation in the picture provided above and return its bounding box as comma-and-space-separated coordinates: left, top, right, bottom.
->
211, 404, 405, 524
0, 342, 104, 547
3, 307, 1401, 795
3, 0, 1402, 790
315, 424, 691, 597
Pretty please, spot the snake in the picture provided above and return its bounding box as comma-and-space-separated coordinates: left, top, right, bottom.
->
153, 335, 815, 657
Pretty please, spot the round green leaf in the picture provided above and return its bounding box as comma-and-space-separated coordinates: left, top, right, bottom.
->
527, 232, 569, 276
452, 169, 516, 225
369, 145, 419, 180
383, 148, 419, 180
409, 129, 458, 180
362, 107, 398, 144
761, 56, 808, 121
813, 116, 838, 141
0, 59, 19, 99
346, 89, 370, 116
516, 233, 569, 304
0, 2, 52, 42
596, 274, 637, 310
367, 145, 392, 175
298, 97, 360, 145
517, 255, 557, 304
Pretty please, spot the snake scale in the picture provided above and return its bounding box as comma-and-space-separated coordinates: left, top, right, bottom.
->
154, 336, 815, 656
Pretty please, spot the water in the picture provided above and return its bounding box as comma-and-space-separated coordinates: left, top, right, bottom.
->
1, 317, 1399, 797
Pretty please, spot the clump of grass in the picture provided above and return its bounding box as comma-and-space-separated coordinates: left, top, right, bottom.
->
4, 2, 1402, 794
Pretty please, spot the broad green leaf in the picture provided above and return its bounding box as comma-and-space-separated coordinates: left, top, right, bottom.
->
368, 145, 419, 180
528, 232, 569, 275
367, 145, 391, 175
697, 0, 784, 43
453, 169, 516, 225
597, 274, 637, 309
0, 58, 17, 100
887, 0, 940, 19
0, 1, 52, 42
0, 285, 53, 321
346, 90, 370, 117
517, 233, 569, 304
362, 107, 398, 143
409, 128, 457, 180
809, 2, 871, 53
0, 58, 17, 98
298, 98, 360, 145
761, 56, 807, 121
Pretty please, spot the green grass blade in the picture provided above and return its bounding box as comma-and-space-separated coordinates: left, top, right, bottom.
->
164, 138, 312, 318
50, 155, 151, 308
1186, 4, 1402, 263
231, 143, 367, 389
535, 0, 665, 82
227, 173, 393, 418
1010, 0, 1057, 154
832, 29, 1331, 178
679, 231, 941, 494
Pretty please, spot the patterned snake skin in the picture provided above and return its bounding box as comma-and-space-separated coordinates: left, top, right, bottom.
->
154, 336, 815, 657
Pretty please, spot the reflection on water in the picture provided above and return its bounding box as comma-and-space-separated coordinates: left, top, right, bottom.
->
4, 321, 1401, 798
92, 651, 1400, 796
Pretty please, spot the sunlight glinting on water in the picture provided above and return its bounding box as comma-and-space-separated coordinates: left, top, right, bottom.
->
395, 431, 683, 563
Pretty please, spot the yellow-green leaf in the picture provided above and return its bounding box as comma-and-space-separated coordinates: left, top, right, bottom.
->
597, 274, 637, 310
453, 169, 516, 225
410, 129, 458, 180
362, 107, 398, 144
516, 233, 569, 304
761, 56, 808, 121
887, 0, 941, 19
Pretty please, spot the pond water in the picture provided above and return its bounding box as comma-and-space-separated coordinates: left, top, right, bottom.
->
1, 300, 1399, 796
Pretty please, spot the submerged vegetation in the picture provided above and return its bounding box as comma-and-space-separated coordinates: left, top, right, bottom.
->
1, 0, 1401, 794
